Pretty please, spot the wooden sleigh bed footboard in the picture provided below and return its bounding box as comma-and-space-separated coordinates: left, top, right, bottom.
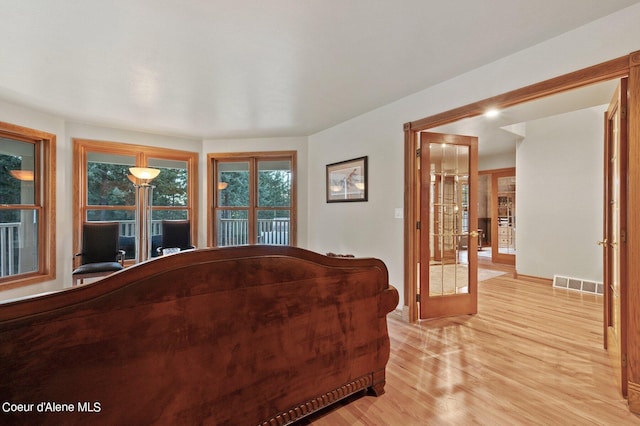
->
0, 246, 398, 425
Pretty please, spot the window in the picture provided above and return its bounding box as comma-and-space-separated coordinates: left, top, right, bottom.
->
0, 122, 55, 288
209, 152, 296, 247
74, 139, 198, 262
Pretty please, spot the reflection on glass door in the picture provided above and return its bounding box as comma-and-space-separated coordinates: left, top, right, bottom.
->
419, 132, 478, 319
429, 144, 469, 295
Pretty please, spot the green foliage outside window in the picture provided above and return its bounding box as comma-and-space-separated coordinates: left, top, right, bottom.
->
87, 162, 135, 207
0, 154, 22, 222
153, 167, 188, 207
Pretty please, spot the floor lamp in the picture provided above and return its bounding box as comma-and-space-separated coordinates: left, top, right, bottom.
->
129, 167, 160, 262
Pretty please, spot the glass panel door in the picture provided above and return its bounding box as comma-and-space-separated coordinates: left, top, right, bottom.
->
216, 161, 250, 246
492, 170, 516, 264
257, 159, 291, 245
420, 132, 478, 319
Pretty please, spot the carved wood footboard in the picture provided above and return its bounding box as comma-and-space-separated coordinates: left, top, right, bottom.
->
0, 246, 398, 425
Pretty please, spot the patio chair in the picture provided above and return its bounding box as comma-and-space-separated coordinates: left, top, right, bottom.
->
72, 222, 125, 285
157, 220, 195, 255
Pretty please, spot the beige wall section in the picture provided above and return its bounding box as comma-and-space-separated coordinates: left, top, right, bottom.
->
516, 106, 605, 282
479, 152, 516, 171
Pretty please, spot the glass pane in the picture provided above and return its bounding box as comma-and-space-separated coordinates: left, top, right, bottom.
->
87, 153, 136, 206
217, 162, 249, 207
478, 174, 491, 251
257, 210, 290, 245
86, 210, 137, 260
258, 160, 291, 207
429, 143, 470, 296
0, 138, 36, 205
148, 158, 188, 207
216, 210, 248, 246
0, 210, 38, 277
497, 176, 516, 255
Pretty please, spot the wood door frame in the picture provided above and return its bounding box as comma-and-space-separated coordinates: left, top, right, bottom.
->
404, 51, 640, 413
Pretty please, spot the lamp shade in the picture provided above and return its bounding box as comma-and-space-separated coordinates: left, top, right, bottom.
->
129, 167, 160, 181
9, 170, 34, 181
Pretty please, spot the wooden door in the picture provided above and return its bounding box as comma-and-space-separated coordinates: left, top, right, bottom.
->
602, 78, 628, 397
419, 132, 478, 319
491, 169, 516, 265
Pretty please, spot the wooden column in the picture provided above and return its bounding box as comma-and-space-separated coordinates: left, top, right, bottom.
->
627, 50, 640, 414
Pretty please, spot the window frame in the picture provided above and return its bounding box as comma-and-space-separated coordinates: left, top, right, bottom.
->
0, 121, 56, 289
208, 151, 297, 247
73, 139, 198, 264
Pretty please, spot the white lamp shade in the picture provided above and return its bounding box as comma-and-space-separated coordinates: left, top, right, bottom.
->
9, 170, 34, 181
129, 167, 160, 181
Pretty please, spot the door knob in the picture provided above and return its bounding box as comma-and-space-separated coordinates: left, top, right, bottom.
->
597, 239, 608, 246
469, 231, 479, 238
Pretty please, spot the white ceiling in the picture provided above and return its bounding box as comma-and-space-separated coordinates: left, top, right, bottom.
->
1, 0, 638, 140
431, 79, 619, 156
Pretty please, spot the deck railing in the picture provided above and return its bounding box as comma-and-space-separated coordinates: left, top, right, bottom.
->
218, 218, 289, 246
1, 219, 289, 277
0, 222, 20, 277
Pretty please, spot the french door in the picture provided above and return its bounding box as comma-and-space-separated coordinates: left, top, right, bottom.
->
602, 78, 628, 397
419, 132, 478, 319
211, 152, 296, 247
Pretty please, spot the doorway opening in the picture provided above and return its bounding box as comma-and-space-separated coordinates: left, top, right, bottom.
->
404, 53, 637, 403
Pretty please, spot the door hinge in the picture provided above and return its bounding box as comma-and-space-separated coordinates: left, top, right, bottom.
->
416, 148, 421, 157
416, 221, 421, 230
621, 229, 627, 243
416, 294, 421, 303
622, 353, 627, 368
621, 106, 627, 119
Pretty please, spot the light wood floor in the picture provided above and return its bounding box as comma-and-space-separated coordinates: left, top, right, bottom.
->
303, 274, 640, 425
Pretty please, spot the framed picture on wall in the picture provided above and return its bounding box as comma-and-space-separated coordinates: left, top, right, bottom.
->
326, 156, 368, 202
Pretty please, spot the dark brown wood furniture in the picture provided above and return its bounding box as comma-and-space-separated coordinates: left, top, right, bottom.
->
0, 246, 398, 425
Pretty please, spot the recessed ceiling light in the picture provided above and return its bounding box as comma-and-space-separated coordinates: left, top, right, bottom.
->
485, 108, 500, 118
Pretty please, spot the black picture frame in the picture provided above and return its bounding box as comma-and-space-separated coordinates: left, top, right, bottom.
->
326, 156, 368, 203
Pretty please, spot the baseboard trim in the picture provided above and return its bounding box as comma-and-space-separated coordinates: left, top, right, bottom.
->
400, 305, 410, 322
514, 272, 553, 286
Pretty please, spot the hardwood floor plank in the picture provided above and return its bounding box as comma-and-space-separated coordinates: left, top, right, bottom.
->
304, 276, 640, 425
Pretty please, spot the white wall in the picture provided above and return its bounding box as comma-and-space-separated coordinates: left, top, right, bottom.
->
516, 106, 605, 281
308, 3, 640, 309
479, 151, 516, 171
307, 108, 405, 279
202, 136, 309, 247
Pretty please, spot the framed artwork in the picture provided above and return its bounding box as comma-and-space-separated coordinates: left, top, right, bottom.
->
326, 156, 368, 202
